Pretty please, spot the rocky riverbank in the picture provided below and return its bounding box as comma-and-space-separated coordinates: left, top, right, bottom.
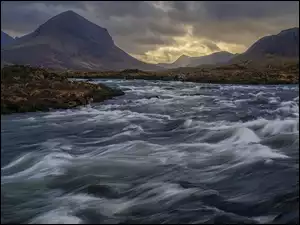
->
1, 65, 124, 114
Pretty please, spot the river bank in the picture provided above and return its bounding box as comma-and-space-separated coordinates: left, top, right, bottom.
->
1, 65, 124, 114
64, 61, 299, 85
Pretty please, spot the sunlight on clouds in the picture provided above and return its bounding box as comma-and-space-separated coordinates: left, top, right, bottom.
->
132, 29, 247, 64
2, 29, 24, 38
216, 42, 247, 54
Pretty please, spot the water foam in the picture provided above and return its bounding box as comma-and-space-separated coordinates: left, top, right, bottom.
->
276, 101, 299, 115
2, 152, 73, 182
225, 127, 261, 144
29, 208, 82, 224
260, 118, 298, 136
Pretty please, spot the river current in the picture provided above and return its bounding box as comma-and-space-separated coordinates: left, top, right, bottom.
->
1, 79, 299, 224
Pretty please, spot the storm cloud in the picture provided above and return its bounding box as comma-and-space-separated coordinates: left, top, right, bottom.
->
1, 1, 299, 63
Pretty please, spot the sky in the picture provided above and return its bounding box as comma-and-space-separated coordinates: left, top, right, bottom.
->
1, 1, 299, 64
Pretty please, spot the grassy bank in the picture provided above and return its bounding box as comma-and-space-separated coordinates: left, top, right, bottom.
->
1, 65, 124, 114
64, 62, 299, 85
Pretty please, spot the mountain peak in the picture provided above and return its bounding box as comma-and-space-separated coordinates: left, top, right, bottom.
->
53, 10, 83, 20
218, 51, 230, 54
179, 54, 190, 59
43, 10, 89, 26
60, 10, 78, 15
32, 9, 112, 46
211, 51, 234, 56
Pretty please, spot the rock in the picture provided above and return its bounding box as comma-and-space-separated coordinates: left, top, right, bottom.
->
146, 95, 159, 99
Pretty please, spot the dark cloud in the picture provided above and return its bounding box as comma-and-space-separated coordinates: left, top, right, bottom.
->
127, 1, 298, 57
1, 1, 86, 33
1, 1, 299, 62
133, 35, 176, 46
146, 20, 186, 37
1, 2, 49, 33
87, 1, 159, 18
166, 1, 299, 45
201, 1, 298, 21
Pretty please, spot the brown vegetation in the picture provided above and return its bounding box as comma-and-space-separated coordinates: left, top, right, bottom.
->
65, 60, 299, 84
1, 65, 124, 114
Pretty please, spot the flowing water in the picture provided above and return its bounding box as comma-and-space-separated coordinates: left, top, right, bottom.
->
1, 79, 299, 224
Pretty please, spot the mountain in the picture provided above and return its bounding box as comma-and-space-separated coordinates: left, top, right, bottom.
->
1, 11, 161, 71
158, 51, 236, 69
159, 28, 299, 69
230, 27, 299, 63
158, 55, 191, 69
1, 31, 15, 48
188, 51, 237, 67
171, 54, 192, 67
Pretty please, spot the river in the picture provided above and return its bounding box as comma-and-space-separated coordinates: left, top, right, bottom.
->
1, 79, 299, 224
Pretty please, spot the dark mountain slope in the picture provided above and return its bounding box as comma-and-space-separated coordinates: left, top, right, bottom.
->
230, 27, 299, 64
1, 31, 15, 48
1, 11, 161, 71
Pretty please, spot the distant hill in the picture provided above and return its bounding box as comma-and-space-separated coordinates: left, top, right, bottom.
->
158, 51, 237, 69
231, 27, 299, 64
1, 11, 161, 71
157, 55, 191, 69
1, 31, 15, 48
188, 51, 238, 67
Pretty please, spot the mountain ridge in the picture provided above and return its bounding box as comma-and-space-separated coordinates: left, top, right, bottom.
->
1, 10, 162, 71
230, 27, 299, 64
158, 51, 237, 69
1, 11, 298, 71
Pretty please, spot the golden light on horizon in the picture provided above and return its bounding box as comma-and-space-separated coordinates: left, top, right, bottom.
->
131, 28, 247, 64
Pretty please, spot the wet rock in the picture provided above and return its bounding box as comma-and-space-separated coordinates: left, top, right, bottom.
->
146, 95, 160, 99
